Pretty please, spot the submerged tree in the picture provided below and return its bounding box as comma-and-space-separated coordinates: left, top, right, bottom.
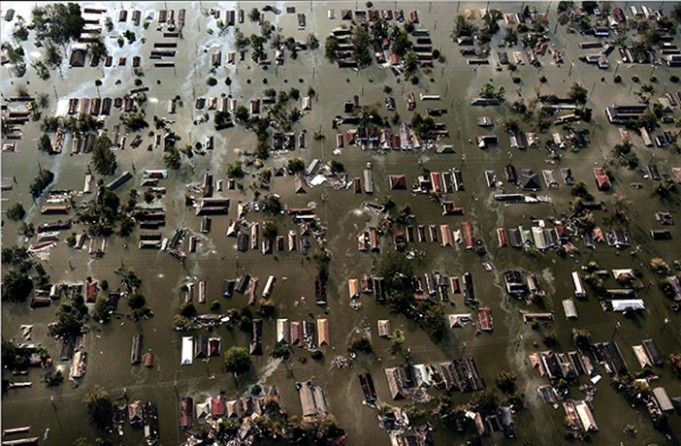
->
91, 136, 116, 175
224, 346, 251, 375
85, 385, 113, 431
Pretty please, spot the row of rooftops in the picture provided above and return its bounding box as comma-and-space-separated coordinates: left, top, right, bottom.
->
384, 357, 485, 401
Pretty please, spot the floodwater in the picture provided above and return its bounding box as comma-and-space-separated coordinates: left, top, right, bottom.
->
2, 2, 681, 445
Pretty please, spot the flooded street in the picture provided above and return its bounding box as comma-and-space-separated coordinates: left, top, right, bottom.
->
3, 1, 681, 445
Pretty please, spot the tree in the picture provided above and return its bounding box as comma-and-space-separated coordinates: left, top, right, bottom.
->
453, 14, 476, 37
393, 28, 412, 57
85, 385, 113, 431
163, 146, 181, 170
51, 300, 87, 337
570, 181, 590, 198
324, 35, 340, 62
94, 79, 102, 98
87, 36, 108, 63
249, 8, 260, 23
469, 388, 499, 416
651, 179, 677, 200
38, 133, 52, 153
348, 333, 373, 354
262, 194, 282, 215
121, 113, 148, 132
224, 347, 251, 375
179, 301, 197, 318
29, 168, 54, 198
568, 82, 588, 104
307, 33, 320, 50
255, 299, 275, 318
2, 246, 29, 264
45, 42, 63, 69
271, 341, 293, 360
389, 329, 405, 356
92, 296, 110, 322
352, 25, 373, 67
404, 51, 419, 73
227, 161, 245, 179
6, 203, 25, 221
235, 105, 249, 122
127, 292, 146, 310
329, 160, 345, 174
572, 328, 592, 349
91, 136, 116, 175
2, 271, 33, 302
670, 353, 681, 378
495, 370, 517, 394
479, 83, 505, 101
262, 219, 277, 241
287, 158, 306, 174
604, 194, 630, 229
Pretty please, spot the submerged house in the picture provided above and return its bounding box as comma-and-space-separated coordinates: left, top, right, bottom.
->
519, 170, 541, 191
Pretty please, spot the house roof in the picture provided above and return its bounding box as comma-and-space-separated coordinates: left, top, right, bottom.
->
389, 175, 407, 190
385, 367, 404, 399
317, 318, 329, 346
519, 170, 541, 191
294, 177, 306, 193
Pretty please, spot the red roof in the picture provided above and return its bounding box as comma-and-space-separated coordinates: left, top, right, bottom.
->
449, 276, 460, 294
180, 397, 193, 428
478, 307, 493, 331
497, 228, 508, 247
430, 172, 443, 193
86, 281, 98, 303
594, 168, 611, 190
211, 395, 225, 418
462, 222, 475, 249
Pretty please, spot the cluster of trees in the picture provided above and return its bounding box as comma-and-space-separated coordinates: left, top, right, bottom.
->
379, 253, 445, 342
32, 3, 85, 45
410, 113, 437, 140
348, 333, 373, 354
224, 346, 252, 375
479, 83, 506, 102
50, 297, 88, 338
2, 246, 50, 304
228, 400, 345, 445
611, 140, 639, 170
29, 167, 55, 199
42, 114, 104, 135
92, 136, 117, 175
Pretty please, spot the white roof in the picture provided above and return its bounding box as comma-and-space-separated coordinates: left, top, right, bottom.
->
562, 299, 578, 319
181, 336, 193, 365
611, 299, 644, 312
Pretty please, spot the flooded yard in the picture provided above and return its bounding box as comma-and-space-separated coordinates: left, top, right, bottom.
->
2, 1, 681, 445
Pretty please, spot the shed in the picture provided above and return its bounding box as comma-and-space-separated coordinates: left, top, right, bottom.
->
377, 320, 391, 338
562, 299, 578, 319
653, 387, 674, 412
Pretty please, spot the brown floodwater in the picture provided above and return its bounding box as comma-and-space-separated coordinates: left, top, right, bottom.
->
2, 1, 681, 445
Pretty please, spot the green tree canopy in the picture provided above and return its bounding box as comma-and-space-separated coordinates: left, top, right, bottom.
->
224, 346, 251, 375
91, 136, 116, 175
